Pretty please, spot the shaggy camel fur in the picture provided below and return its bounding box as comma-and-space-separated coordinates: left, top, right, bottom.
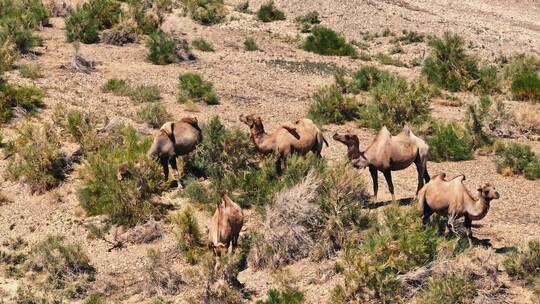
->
239, 114, 328, 173
333, 126, 430, 201
208, 195, 244, 256
418, 173, 500, 246
147, 117, 202, 187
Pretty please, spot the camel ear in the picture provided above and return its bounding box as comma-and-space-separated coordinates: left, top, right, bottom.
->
239, 114, 246, 123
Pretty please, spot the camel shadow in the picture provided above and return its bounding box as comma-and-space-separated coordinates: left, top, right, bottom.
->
365, 197, 414, 209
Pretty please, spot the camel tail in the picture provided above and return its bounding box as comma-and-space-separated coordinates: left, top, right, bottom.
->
417, 186, 427, 213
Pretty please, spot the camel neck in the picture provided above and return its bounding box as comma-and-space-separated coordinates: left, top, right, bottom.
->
250, 126, 267, 146
465, 195, 490, 219
347, 144, 362, 160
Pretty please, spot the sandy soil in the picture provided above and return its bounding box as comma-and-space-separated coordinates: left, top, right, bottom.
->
1, 0, 540, 303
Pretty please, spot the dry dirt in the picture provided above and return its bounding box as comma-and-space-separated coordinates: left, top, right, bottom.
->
1, 0, 540, 303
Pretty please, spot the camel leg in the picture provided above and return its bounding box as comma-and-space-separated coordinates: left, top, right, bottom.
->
422, 205, 433, 225
160, 157, 169, 181
414, 161, 425, 195
464, 215, 474, 247
423, 165, 431, 183
369, 166, 378, 202
275, 157, 283, 175
169, 157, 182, 189
383, 170, 395, 202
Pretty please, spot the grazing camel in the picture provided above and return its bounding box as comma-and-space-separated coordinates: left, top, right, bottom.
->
239, 114, 328, 173
417, 173, 500, 246
147, 117, 202, 187
208, 194, 244, 256
333, 126, 430, 201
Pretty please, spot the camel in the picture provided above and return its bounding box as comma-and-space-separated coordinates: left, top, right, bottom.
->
207, 194, 244, 256
417, 173, 500, 246
147, 117, 202, 187
333, 126, 430, 201
239, 114, 328, 173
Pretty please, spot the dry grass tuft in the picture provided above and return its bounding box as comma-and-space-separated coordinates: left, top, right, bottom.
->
513, 104, 540, 134
125, 219, 164, 244
143, 249, 185, 296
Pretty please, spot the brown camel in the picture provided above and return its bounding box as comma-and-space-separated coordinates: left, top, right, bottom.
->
239, 114, 328, 173
417, 173, 500, 246
207, 194, 244, 256
333, 126, 430, 201
147, 117, 202, 187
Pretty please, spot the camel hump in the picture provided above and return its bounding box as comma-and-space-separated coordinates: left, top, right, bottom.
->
451, 174, 466, 183
401, 125, 411, 137
433, 173, 447, 181
180, 117, 200, 129
377, 126, 392, 140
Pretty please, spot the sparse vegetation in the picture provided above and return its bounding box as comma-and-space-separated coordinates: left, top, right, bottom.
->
303, 26, 356, 57
511, 71, 540, 103
100, 20, 138, 46
146, 31, 194, 65
182, 0, 227, 25
257, 1, 285, 22
130, 85, 161, 103
137, 103, 171, 128
244, 37, 258, 51
308, 85, 359, 125
65, 0, 121, 43
102, 78, 130, 96
234, 1, 250, 13
0, 0, 48, 53
144, 249, 185, 296
417, 276, 476, 304
391, 30, 425, 44
427, 122, 474, 162
0, 82, 45, 123
496, 142, 539, 180
295, 11, 320, 33
19, 63, 44, 79
171, 207, 205, 263
504, 241, 540, 293
178, 73, 219, 105
350, 65, 392, 92
192, 38, 214, 52
375, 52, 406, 67
256, 288, 305, 304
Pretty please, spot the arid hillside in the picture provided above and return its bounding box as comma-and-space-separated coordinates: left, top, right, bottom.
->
1, 0, 540, 303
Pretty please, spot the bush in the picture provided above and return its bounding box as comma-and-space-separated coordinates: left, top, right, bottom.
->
511, 71, 540, 103
307, 85, 359, 125
375, 52, 406, 67
143, 249, 185, 296
100, 20, 138, 46
54, 108, 107, 155
137, 103, 171, 128
19, 63, 43, 79
295, 11, 320, 33
192, 38, 214, 52
81, 0, 122, 29
332, 204, 449, 303
427, 122, 474, 162
496, 143, 539, 179
257, 1, 285, 22
29, 236, 95, 290
391, 30, 424, 44
417, 276, 476, 304
358, 77, 433, 133
0, 82, 44, 123
182, 0, 227, 25
65, 9, 99, 43
5, 124, 68, 193
465, 95, 494, 149
0, 38, 17, 74
171, 207, 205, 263
350, 66, 392, 92
0, 0, 48, 53
102, 78, 130, 95
524, 159, 540, 180
78, 125, 165, 226
256, 288, 305, 304
303, 26, 356, 57
130, 84, 160, 103
504, 241, 540, 284
422, 32, 497, 93
503, 54, 539, 80
146, 31, 180, 65
178, 72, 219, 105
244, 37, 258, 51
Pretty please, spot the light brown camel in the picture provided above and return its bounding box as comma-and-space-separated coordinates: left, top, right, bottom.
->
239, 114, 328, 173
417, 173, 500, 246
333, 126, 430, 201
147, 117, 202, 187
207, 194, 244, 256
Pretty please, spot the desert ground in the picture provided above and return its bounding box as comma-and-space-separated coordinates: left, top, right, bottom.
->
1, 0, 540, 303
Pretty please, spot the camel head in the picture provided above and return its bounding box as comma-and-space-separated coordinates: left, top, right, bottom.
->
239, 114, 264, 133
333, 131, 359, 148
477, 183, 500, 202
213, 242, 228, 256
333, 131, 367, 167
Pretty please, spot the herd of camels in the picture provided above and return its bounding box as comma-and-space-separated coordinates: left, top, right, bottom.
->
145, 115, 500, 254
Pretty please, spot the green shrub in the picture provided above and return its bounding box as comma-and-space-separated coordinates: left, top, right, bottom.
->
391, 30, 424, 44
182, 0, 227, 25
496, 143, 538, 178
350, 65, 392, 92
504, 241, 540, 284
295, 11, 320, 33
19, 63, 43, 79
81, 0, 122, 29
303, 26, 356, 57
503, 54, 539, 81
30, 236, 95, 290
171, 207, 203, 252
54, 108, 108, 155
65, 9, 100, 43
100, 20, 138, 46
137, 103, 171, 128
256, 288, 305, 304
422, 32, 498, 94
78, 125, 165, 226
257, 1, 285, 22
375, 52, 406, 67
178, 72, 219, 105
524, 159, 540, 180
127, 0, 160, 35
244, 37, 258, 51
427, 122, 474, 162
417, 276, 476, 304
146, 31, 180, 65
358, 77, 433, 133
84, 293, 104, 304
511, 71, 540, 103
102, 78, 130, 95
5, 124, 67, 193
332, 204, 450, 303
0, 0, 48, 53
192, 38, 214, 52
307, 84, 359, 125
0, 82, 44, 123
0, 38, 17, 74
129, 84, 160, 103
465, 95, 501, 149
